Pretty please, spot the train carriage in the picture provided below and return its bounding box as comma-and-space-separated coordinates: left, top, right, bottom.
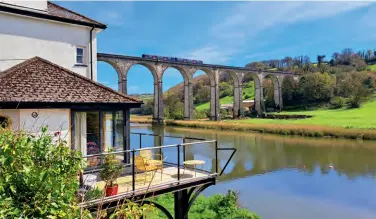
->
142, 54, 203, 65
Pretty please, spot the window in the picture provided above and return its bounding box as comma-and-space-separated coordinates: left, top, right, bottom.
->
76, 47, 85, 64
0, 115, 11, 129
72, 111, 125, 167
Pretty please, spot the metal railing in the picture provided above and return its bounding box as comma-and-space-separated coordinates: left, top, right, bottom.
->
81, 139, 217, 191
79, 133, 237, 207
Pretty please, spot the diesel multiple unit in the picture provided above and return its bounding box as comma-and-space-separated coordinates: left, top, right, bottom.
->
142, 54, 203, 64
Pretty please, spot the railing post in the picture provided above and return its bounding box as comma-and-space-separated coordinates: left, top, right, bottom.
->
132, 149, 136, 191
182, 138, 186, 162
139, 134, 142, 149
215, 140, 218, 174
177, 144, 180, 182
159, 135, 163, 155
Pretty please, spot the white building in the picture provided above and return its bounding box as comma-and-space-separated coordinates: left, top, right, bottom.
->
0, 1, 142, 160
0, 0, 106, 80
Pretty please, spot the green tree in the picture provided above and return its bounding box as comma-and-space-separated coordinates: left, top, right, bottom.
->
0, 127, 84, 218
219, 82, 233, 98
301, 73, 334, 103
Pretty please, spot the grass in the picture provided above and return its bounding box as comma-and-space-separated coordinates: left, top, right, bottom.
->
232, 100, 376, 129
130, 100, 376, 140
368, 64, 376, 71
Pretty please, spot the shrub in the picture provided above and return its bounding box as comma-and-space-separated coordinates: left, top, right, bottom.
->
151, 190, 260, 219
0, 127, 85, 218
194, 109, 209, 119
329, 97, 346, 109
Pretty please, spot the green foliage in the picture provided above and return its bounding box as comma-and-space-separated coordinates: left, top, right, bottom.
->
219, 82, 233, 98
151, 190, 260, 219
84, 187, 103, 201
0, 127, 84, 218
263, 79, 275, 109
100, 149, 123, 187
194, 109, 210, 119
329, 97, 346, 109
301, 73, 335, 102
109, 200, 157, 219
164, 92, 184, 120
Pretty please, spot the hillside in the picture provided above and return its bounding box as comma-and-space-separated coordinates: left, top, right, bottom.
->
165, 74, 256, 111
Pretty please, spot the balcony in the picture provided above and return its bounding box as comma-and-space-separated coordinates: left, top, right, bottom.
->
77, 134, 236, 211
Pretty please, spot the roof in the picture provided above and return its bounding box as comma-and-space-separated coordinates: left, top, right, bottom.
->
0, 1, 106, 29
0, 57, 142, 108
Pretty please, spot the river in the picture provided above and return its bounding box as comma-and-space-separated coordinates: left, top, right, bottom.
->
130, 123, 376, 219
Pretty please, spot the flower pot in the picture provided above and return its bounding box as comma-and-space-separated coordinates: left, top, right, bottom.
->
105, 185, 119, 197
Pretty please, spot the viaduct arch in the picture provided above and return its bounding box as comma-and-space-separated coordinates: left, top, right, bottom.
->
98, 53, 296, 124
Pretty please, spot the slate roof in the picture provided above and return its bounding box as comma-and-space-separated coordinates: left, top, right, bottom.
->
0, 1, 106, 29
46, 2, 105, 27
0, 57, 141, 105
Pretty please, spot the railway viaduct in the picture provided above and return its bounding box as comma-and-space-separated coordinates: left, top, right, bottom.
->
98, 53, 298, 123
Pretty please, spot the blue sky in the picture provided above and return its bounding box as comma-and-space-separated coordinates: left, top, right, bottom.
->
57, 1, 376, 94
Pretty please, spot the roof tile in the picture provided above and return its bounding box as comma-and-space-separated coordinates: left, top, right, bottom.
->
0, 57, 142, 105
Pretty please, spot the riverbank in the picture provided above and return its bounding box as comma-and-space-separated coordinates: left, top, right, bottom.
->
130, 117, 376, 140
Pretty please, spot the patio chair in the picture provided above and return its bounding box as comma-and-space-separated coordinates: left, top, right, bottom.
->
140, 149, 166, 169
140, 149, 165, 162
134, 155, 163, 184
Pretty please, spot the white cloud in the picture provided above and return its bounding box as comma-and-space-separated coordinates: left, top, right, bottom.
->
184, 46, 237, 64
213, 2, 371, 42
202, 1, 373, 64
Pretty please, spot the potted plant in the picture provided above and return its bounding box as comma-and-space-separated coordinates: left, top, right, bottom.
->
100, 149, 123, 196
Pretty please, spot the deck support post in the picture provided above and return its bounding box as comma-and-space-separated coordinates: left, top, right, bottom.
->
174, 189, 189, 219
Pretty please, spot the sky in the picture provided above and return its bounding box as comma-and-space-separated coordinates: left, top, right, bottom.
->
57, 1, 376, 94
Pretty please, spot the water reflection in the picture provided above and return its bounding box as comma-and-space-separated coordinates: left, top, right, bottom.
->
132, 124, 376, 181
130, 124, 376, 219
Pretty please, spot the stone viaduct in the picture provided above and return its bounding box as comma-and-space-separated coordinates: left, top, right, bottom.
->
98, 53, 297, 123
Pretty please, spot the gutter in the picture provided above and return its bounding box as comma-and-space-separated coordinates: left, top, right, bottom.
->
90, 26, 95, 80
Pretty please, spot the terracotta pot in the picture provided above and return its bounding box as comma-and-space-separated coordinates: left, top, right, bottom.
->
105, 185, 119, 197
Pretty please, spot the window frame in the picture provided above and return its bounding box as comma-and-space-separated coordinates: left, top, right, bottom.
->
75, 46, 85, 65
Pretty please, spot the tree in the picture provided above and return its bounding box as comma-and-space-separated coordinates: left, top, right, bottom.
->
219, 82, 233, 98
366, 49, 373, 61
246, 61, 267, 70
317, 55, 326, 67
301, 73, 334, 103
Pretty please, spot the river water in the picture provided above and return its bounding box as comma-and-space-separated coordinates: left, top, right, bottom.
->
130, 123, 376, 219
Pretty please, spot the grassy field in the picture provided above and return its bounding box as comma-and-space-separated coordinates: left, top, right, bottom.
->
368, 64, 376, 71
131, 100, 376, 140
230, 100, 376, 129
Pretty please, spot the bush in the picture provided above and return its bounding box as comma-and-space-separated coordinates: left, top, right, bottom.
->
152, 190, 260, 219
0, 127, 84, 218
348, 95, 362, 108
194, 109, 209, 119
329, 97, 346, 109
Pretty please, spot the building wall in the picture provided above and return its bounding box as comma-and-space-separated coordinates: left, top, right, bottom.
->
0, 1, 47, 11
0, 11, 99, 80
0, 109, 71, 147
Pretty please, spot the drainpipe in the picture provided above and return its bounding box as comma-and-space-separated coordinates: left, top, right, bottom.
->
90, 26, 95, 80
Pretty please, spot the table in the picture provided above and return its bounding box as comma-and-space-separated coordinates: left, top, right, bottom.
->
183, 160, 205, 177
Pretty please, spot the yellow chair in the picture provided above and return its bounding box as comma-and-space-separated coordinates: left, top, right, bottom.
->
134, 155, 163, 184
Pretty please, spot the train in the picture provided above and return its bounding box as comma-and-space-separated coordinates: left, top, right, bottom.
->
142, 54, 204, 64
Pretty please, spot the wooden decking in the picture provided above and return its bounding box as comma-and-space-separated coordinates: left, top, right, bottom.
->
80, 164, 217, 208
